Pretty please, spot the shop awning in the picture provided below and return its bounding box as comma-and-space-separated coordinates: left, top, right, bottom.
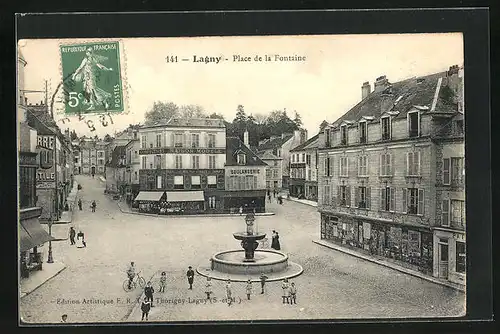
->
134, 191, 165, 202
166, 191, 205, 202
19, 218, 55, 252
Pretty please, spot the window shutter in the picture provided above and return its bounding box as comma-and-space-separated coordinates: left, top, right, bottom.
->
204, 133, 209, 147
346, 185, 351, 207
329, 156, 334, 176
354, 187, 359, 207
182, 133, 187, 147
443, 158, 450, 185
380, 188, 386, 210
390, 187, 395, 212
339, 158, 342, 176
379, 155, 382, 176
417, 151, 421, 176
356, 156, 360, 176
402, 188, 407, 213
366, 187, 371, 209
406, 152, 411, 175
442, 200, 449, 226
418, 189, 424, 215
337, 185, 341, 204
346, 157, 349, 176
390, 153, 395, 176
170, 133, 174, 147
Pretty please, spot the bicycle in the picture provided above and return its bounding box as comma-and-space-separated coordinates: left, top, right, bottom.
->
123, 271, 146, 292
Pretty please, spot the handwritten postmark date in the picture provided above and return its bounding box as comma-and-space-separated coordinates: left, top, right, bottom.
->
60, 41, 124, 115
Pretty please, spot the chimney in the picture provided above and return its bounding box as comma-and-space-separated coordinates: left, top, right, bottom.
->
243, 130, 249, 146
374, 75, 389, 93
361, 81, 371, 99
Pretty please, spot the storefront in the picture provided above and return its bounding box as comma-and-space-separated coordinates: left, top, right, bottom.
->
304, 181, 318, 201
19, 208, 55, 278
432, 228, 466, 286
163, 191, 205, 214
134, 191, 166, 213
223, 189, 266, 213
289, 178, 305, 198
320, 212, 433, 275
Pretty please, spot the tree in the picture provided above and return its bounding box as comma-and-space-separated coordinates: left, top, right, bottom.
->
179, 104, 208, 119
293, 110, 303, 128
144, 101, 179, 125
208, 112, 225, 120
104, 134, 113, 142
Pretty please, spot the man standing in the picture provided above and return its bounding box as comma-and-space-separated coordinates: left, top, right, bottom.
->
141, 297, 151, 321
289, 282, 297, 305
69, 227, 76, 245
282, 278, 290, 304
186, 266, 195, 290
91, 200, 96, 212
246, 279, 252, 300
159, 271, 166, 293
144, 281, 155, 307
78, 199, 82, 211
259, 273, 268, 294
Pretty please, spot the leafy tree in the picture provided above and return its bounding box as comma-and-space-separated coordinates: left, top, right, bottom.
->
179, 104, 208, 119
293, 110, 303, 128
144, 101, 179, 125
208, 112, 225, 120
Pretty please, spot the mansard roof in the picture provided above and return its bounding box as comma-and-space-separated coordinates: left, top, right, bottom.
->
290, 133, 319, 152
226, 137, 267, 166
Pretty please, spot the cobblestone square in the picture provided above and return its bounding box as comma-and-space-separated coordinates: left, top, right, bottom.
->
20, 176, 465, 323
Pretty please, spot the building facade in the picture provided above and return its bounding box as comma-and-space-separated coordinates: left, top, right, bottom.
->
138, 118, 226, 214
72, 141, 82, 174
224, 136, 267, 213
124, 138, 141, 203
289, 134, 319, 200
105, 146, 127, 194
257, 151, 283, 191
257, 129, 307, 190
318, 66, 464, 286
80, 138, 109, 175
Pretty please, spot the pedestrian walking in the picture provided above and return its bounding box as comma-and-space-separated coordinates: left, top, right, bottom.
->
144, 281, 155, 307
271, 230, 281, 250
205, 277, 212, 300
91, 200, 96, 212
61, 314, 68, 323
159, 271, 166, 293
141, 297, 151, 321
69, 227, 76, 245
186, 266, 195, 290
273, 189, 276, 198
225, 280, 232, 306
76, 231, 86, 248
259, 273, 268, 294
246, 279, 252, 300
282, 278, 290, 304
289, 282, 297, 305
92, 173, 95, 179
78, 199, 82, 211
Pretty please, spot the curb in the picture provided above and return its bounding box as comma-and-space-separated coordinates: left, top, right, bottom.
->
20, 264, 67, 299
285, 198, 318, 208
312, 240, 465, 292
114, 201, 276, 218
124, 271, 159, 322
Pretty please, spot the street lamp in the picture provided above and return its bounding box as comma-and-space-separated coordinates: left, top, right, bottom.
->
47, 219, 54, 263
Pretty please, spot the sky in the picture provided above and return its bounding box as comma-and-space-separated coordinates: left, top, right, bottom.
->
19, 33, 463, 139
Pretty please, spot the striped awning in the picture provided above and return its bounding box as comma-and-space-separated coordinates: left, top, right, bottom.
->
166, 191, 205, 202
134, 191, 165, 202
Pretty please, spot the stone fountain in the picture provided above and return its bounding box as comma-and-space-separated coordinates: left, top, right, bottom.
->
197, 213, 303, 282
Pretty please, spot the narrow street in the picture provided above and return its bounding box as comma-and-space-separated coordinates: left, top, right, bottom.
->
20, 175, 465, 323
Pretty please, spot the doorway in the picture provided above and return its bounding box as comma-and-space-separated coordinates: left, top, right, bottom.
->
438, 240, 449, 279
91, 166, 96, 175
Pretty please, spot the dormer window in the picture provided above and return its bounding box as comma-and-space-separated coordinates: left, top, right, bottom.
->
359, 121, 367, 144
325, 128, 331, 147
237, 153, 246, 165
408, 111, 420, 138
381, 116, 392, 140
340, 125, 348, 145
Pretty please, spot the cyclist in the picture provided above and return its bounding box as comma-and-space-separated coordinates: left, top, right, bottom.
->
126, 262, 136, 289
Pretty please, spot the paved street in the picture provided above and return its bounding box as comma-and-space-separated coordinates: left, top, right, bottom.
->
20, 175, 465, 323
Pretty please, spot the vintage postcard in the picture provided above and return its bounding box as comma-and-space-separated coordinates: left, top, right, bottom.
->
18, 33, 465, 324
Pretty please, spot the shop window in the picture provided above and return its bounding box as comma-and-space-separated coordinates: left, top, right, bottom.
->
456, 241, 466, 273
156, 176, 162, 189
208, 196, 216, 209
174, 175, 184, 189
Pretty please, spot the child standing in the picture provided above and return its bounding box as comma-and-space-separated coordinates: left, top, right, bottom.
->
159, 271, 166, 293
289, 282, 297, 305
259, 273, 268, 294
205, 277, 212, 300
281, 278, 290, 304
246, 279, 252, 300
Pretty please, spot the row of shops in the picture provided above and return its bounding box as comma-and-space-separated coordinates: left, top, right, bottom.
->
320, 212, 465, 284
132, 189, 266, 215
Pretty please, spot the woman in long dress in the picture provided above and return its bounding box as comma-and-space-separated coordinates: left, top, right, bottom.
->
71, 47, 113, 110
76, 230, 86, 248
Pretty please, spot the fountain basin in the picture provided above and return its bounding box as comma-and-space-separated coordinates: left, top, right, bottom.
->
232, 232, 267, 241
211, 249, 288, 275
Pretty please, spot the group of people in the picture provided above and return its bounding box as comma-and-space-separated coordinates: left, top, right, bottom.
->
267, 189, 284, 205
76, 198, 96, 212
271, 230, 281, 250
69, 226, 86, 248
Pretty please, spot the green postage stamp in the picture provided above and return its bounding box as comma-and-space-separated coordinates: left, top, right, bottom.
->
60, 41, 125, 115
